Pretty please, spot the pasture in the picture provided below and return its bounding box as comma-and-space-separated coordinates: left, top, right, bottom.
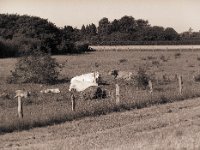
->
1, 50, 200, 135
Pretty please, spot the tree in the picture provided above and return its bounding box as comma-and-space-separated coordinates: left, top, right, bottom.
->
73, 28, 81, 41
81, 25, 86, 36
144, 26, 165, 41
118, 16, 137, 33
63, 26, 74, 41
0, 14, 63, 56
85, 24, 97, 36
89, 23, 97, 36
98, 17, 112, 35
136, 19, 149, 30
111, 19, 119, 32
164, 27, 179, 40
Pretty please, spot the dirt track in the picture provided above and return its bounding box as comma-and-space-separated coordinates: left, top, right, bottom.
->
1, 97, 200, 150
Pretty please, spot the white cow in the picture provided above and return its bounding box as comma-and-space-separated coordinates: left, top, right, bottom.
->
69, 72, 99, 92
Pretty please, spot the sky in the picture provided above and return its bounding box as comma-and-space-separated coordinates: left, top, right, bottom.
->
0, 0, 200, 33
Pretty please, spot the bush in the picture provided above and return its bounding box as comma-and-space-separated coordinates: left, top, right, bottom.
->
147, 56, 156, 60
82, 86, 109, 100
119, 58, 128, 63
152, 60, 160, 66
160, 55, 168, 62
194, 74, 200, 82
74, 41, 90, 53
175, 52, 181, 59
9, 50, 61, 84
134, 67, 150, 89
159, 95, 171, 104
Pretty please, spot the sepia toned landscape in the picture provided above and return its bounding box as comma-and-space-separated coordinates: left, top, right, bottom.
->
1, 49, 200, 149
1, 0, 200, 149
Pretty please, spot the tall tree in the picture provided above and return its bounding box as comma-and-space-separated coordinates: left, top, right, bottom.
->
81, 25, 86, 36
118, 16, 136, 33
145, 26, 165, 41
164, 27, 179, 40
98, 17, 112, 35
89, 23, 97, 36
136, 19, 149, 30
111, 19, 119, 32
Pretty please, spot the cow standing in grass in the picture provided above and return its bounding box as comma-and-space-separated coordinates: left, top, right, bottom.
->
108, 70, 133, 80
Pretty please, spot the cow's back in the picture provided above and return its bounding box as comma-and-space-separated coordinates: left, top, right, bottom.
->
69, 72, 99, 92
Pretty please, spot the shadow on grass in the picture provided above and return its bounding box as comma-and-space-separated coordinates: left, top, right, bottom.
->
54, 78, 70, 84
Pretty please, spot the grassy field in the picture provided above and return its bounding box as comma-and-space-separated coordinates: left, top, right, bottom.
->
1, 50, 200, 134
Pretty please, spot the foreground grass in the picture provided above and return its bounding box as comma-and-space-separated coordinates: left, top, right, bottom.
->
1, 83, 200, 134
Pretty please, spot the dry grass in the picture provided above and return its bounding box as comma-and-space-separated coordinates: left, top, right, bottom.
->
1, 50, 200, 134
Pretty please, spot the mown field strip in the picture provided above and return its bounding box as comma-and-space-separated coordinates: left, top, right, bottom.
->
90, 45, 200, 51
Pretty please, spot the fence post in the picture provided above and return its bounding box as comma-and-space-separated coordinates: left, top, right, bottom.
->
116, 84, 120, 105
17, 96, 23, 119
71, 94, 76, 111
148, 80, 153, 94
178, 75, 183, 95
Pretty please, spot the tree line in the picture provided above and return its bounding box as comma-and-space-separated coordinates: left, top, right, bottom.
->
0, 14, 91, 58
0, 14, 200, 58
80, 16, 200, 45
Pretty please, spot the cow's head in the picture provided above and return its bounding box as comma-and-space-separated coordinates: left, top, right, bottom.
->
108, 70, 118, 79
94, 71, 100, 83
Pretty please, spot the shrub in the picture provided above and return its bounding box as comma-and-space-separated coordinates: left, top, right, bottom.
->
94, 62, 100, 67
9, 50, 61, 84
194, 74, 200, 82
160, 55, 168, 62
82, 86, 109, 100
152, 60, 160, 66
119, 58, 128, 63
74, 41, 90, 53
134, 67, 150, 89
159, 95, 171, 104
175, 52, 181, 58
147, 56, 156, 60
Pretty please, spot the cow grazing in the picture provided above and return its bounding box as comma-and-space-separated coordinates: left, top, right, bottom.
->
69, 72, 100, 92
40, 88, 60, 94
108, 70, 133, 80
0, 92, 9, 99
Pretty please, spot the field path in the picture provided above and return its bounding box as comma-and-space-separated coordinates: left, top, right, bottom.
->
1, 98, 200, 149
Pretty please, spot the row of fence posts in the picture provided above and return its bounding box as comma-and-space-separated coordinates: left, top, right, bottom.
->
15, 75, 183, 119
69, 75, 183, 112
147, 75, 183, 95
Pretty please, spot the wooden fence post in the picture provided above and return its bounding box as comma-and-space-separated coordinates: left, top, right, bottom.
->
17, 96, 23, 119
71, 94, 76, 111
148, 80, 153, 94
15, 90, 30, 119
178, 75, 183, 95
116, 84, 120, 105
